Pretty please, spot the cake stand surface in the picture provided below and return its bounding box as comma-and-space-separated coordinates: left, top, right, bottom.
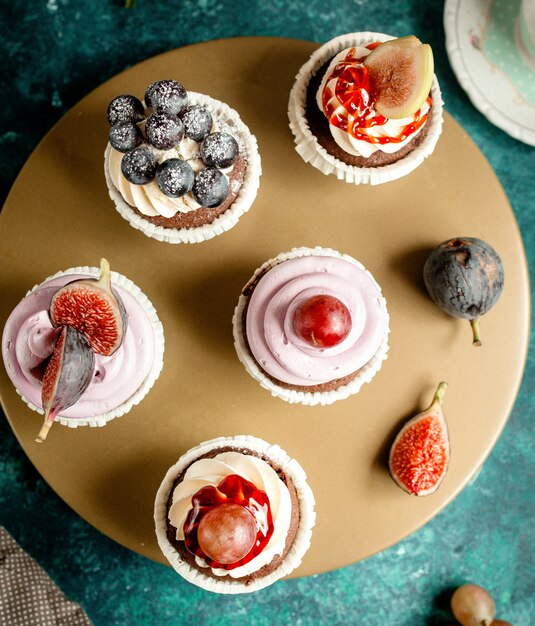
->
0, 37, 529, 577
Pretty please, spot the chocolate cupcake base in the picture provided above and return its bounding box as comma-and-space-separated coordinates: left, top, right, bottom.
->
105, 92, 261, 244
288, 32, 444, 185
233, 247, 390, 406
154, 436, 316, 594
165, 445, 300, 585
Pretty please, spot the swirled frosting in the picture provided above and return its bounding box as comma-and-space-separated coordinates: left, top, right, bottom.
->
107, 120, 234, 218
168, 451, 292, 578
246, 254, 387, 386
2, 274, 155, 418
317, 45, 431, 158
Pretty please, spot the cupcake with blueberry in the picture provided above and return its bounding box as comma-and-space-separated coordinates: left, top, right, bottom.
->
233, 247, 390, 405
288, 33, 443, 185
104, 80, 262, 244
154, 435, 315, 593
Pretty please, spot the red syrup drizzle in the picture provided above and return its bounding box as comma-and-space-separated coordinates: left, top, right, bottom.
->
321, 44, 431, 145
183, 474, 274, 570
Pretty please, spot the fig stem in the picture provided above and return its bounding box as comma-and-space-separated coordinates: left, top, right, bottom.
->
470, 318, 482, 347
99, 258, 112, 290
35, 419, 53, 443
431, 381, 448, 408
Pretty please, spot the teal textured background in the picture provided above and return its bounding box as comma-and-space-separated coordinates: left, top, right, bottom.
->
1, 1, 533, 624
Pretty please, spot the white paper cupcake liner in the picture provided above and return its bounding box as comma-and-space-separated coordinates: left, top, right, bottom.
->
288, 32, 444, 185
105, 92, 262, 244
12, 266, 165, 428
154, 435, 316, 594
232, 247, 390, 406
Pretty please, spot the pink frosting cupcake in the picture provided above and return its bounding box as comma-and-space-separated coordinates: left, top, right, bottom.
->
2, 263, 164, 432
233, 247, 390, 405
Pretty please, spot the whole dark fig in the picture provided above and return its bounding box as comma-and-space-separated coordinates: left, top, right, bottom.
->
423, 237, 504, 346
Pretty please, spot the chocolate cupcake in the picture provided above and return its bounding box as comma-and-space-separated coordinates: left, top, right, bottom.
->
233, 247, 390, 406
104, 81, 262, 243
288, 32, 444, 185
2, 260, 164, 438
154, 435, 315, 594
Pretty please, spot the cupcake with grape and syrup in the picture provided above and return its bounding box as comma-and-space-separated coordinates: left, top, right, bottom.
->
288, 32, 443, 185
104, 80, 262, 243
232, 247, 390, 406
154, 435, 315, 594
1, 259, 164, 441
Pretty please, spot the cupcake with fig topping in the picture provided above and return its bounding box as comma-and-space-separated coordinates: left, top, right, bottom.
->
1, 259, 164, 440
154, 435, 315, 594
288, 33, 443, 184
104, 80, 262, 244
233, 247, 389, 405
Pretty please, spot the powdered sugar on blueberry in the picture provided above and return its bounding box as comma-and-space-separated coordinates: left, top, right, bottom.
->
107, 83, 243, 210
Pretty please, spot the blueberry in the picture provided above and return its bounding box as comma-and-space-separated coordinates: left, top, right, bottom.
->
109, 121, 142, 153
200, 132, 239, 169
145, 111, 184, 150
192, 168, 229, 208
121, 147, 158, 185
179, 105, 213, 142
155, 159, 195, 198
107, 95, 145, 125
144, 80, 188, 115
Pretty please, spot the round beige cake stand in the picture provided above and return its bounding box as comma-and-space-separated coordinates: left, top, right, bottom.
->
0, 37, 529, 578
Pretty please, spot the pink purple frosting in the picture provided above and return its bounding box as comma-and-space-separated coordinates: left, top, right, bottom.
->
2, 274, 156, 419
245, 255, 387, 386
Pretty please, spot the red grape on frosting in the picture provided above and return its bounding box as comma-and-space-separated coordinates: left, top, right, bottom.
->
246, 255, 387, 386
197, 503, 257, 565
293, 294, 352, 348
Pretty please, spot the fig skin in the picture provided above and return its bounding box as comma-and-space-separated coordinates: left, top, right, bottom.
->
37, 325, 95, 443
423, 237, 504, 346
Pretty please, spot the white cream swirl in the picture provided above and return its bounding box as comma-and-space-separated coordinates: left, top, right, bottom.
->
107, 136, 205, 217
168, 451, 292, 579
107, 118, 234, 218
317, 46, 431, 158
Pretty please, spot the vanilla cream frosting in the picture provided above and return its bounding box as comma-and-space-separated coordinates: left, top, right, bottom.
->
245, 254, 388, 386
317, 46, 431, 158
2, 273, 156, 419
168, 451, 292, 579
107, 118, 235, 218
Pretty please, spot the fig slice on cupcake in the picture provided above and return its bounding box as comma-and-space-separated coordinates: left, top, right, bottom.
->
288, 32, 444, 185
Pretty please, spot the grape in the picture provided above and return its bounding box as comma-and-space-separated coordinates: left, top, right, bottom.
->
200, 132, 239, 168
145, 111, 184, 150
155, 158, 194, 198
108, 121, 142, 153
197, 503, 256, 565
121, 147, 158, 185
293, 295, 352, 348
192, 167, 228, 208
180, 105, 213, 142
144, 79, 188, 115
107, 95, 145, 125
451, 584, 496, 626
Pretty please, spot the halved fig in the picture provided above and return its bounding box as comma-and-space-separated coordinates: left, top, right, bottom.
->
50, 259, 127, 357
389, 382, 449, 496
36, 325, 95, 443
364, 35, 434, 119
